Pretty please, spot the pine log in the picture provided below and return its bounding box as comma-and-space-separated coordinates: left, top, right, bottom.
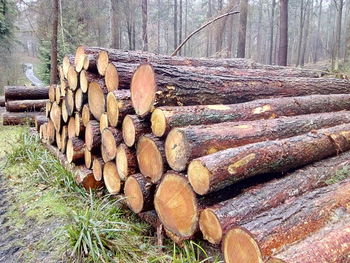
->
56, 130, 62, 150
60, 126, 68, 153
106, 90, 133, 127
222, 178, 350, 260
62, 55, 74, 79
66, 137, 85, 163
99, 113, 109, 133
0, 96, 5, 107
130, 64, 350, 117
103, 161, 121, 194
82, 104, 93, 127
188, 123, 350, 195
122, 115, 151, 147
67, 117, 76, 139
75, 46, 107, 75
101, 127, 123, 162
5, 99, 47, 112
92, 157, 104, 181
48, 84, 56, 102
137, 134, 167, 183
67, 65, 78, 91
45, 101, 51, 118
75, 88, 87, 112
83, 53, 98, 73
39, 124, 45, 140
74, 113, 84, 137
199, 151, 350, 245
34, 115, 48, 131
104, 62, 138, 91
271, 216, 350, 263
4, 86, 49, 101
75, 166, 103, 190
151, 94, 350, 137
49, 102, 61, 132
79, 70, 104, 93
85, 120, 101, 151
124, 173, 155, 213
88, 81, 108, 121
46, 119, 55, 144
58, 65, 65, 84
55, 85, 61, 104
116, 144, 138, 181
84, 148, 92, 169
60, 79, 68, 96
61, 100, 69, 123
166, 111, 350, 172
2, 112, 43, 126
65, 89, 75, 116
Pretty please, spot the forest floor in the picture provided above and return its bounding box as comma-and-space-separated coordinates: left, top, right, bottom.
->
0, 123, 221, 263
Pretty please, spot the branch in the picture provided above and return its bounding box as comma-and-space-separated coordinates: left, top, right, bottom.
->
171, 10, 240, 56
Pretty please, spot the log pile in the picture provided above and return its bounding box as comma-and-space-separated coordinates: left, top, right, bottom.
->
36, 45, 350, 263
2, 85, 49, 126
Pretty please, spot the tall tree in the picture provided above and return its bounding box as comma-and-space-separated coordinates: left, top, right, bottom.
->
296, 0, 305, 67
278, 0, 288, 66
50, 0, 59, 84
237, 0, 248, 58
313, 0, 323, 63
300, 0, 312, 66
269, 0, 276, 64
142, 0, 148, 51
179, 0, 182, 54
110, 0, 120, 49
333, 0, 344, 71
174, 0, 178, 50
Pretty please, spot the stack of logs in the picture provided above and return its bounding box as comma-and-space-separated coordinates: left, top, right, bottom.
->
2, 85, 49, 127
38, 46, 350, 263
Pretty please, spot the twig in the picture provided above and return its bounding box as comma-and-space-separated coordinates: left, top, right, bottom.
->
171, 10, 240, 56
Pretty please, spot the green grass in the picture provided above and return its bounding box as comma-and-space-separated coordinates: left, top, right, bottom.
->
0, 126, 221, 263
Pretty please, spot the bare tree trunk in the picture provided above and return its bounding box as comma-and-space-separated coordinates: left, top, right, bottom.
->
50, 0, 59, 84
296, 0, 305, 67
206, 0, 212, 57
300, 0, 312, 67
142, 0, 148, 51
237, 0, 248, 58
174, 0, 178, 50
313, 0, 323, 63
215, 0, 225, 55
256, 0, 263, 62
184, 0, 188, 55
269, 0, 276, 64
179, 0, 182, 55
157, 0, 161, 53
132, 17, 136, 50
278, 0, 288, 66
110, 0, 120, 49
333, 0, 344, 71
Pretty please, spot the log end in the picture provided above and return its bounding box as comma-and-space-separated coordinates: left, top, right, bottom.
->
222, 228, 263, 263
101, 128, 118, 162
105, 63, 119, 92
92, 158, 104, 181
131, 64, 156, 117
100, 113, 109, 133
68, 117, 76, 139
85, 121, 98, 151
188, 160, 211, 195
103, 161, 121, 194
61, 100, 69, 123
63, 55, 71, 78
137, 135, 164, 183
116, 144, 129, 181
124, 175, 144, 213
122, 115, 136, 147
151, 108, 168, 137
97, 50, 109, 76
75, 46, 85, 72
88, 82, 105, 121
84, 148, 92, 168
165, 128, 190, 172
154, 172, 198, 238
67, 65, 78, 91
199, 208, 222, 245
80, 70, 88, 93
66, 139, 74, 163
107, 92, 119, 127
82, 104, 91, 127
75, 113, 81, 137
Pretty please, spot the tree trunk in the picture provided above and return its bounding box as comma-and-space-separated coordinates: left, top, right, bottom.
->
269, 0, 276, 65
174, 0, 178, 50
2, 112, 43, 126
166, 111, 350, 172
106, 89, 133, 127
178, 0, 182, 55
131, 63, 350, 117
296, 0, 305, 67
300, 1, 311, 67
66, 137, 85, 163
313, 0, 323, 63
122, 115, 151, 147
50, 0, 59, 84
34, 115, 48, 132
5, 99, 47, 112
75, 166, 103, 190
110, 0, 120, 49
199, 150, 350, 245
278, 0, 288, 66
333, 0, 344, 71
4, 86, 49, 101
142, 0, 148, 51
188, 123, 350, 195
116, 144, 138, 181
237, 0, 248, 58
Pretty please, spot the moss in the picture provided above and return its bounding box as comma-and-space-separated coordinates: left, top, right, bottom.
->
325, 166, 350, 185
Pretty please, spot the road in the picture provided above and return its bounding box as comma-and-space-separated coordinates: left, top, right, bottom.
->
23, 63, 44, 87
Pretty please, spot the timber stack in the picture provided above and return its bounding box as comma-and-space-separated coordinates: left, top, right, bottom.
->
2, 85, 49, 126
37, 45, 350, 263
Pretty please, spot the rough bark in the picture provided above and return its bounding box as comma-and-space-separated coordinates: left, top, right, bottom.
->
122, 115, 151, 147
199, 151, 350, 245
66, 137, 85, 163
4, 86, 49, 101
85, 120, 101, 151
50, 0, 59, 84
75, 166, 104, 190
106, 89, 133, 127
278, 0, 288, 66
5, 99, 47, 112
2, 112, 44, 126
131, 63, 346, 117
141, 0, 148, 51
188, 123, 350, 195
116, 144, 138, 181
237, 0, 248, 58
166, 111, 350, 171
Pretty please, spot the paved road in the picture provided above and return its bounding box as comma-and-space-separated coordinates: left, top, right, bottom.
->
23, 63, 44, 87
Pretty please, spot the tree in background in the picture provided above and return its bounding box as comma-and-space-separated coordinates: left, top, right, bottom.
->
142, 0, 148, 51
50, 0, 58, 84
237, 0, 248, 58
278, 0, 288, 66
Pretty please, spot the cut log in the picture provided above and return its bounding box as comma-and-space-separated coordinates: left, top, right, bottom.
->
61, 100, 69, 123
67, 65, 78, 91
65, 89, 75, 116
0, 95, 5, 107
5, 99, 47, 112
75, 46, 107, 76
104, 62, 138, 91
137, 134, 166, 183
74, 113, 84, 137
99, 113, 109, 133
271, 216, 350, 263
106, 90, 133, 127
75, 166, 103, 190
83, 53, 98, 73
84, 148, 92, 168
46, 119, 56, 144
48, 84, 56, 102
67, 117, 76, 139
4, 86, 49, 101
188, 123, 350, 195
41, 123, 47, 141
151, 94, 350, 137
55, 85, 61, 104
34, 115, 48, 131
79, 70, 104, 93
39, 124, 45, 140
92, 157, 104, 181
101, 127, 123, 162
58, 65, 65, 83
122, 115, 151, 147
124, 173, 155, 213
199, 150, 350, 245
222, 178, 350, 259
103, 161, 121, 194
49, 102, 61, 132
2, 112, 43, 126
60, 126, 68, 153
116, 144, 138, 181
45, 101, 51, 118
166, 111, 350, 172
63, 55, 74, 79
60, 79, 67, 96
88, 81, 108, 121
75, 88, 87, 112
154, 171, 198, 240
85, 120, 101, 151
66, 137, 85, 163
56, 130, 62, 150
82, 104, 92, 127
130, 63, 350, 117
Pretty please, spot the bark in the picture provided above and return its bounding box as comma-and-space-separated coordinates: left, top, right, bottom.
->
188, 123, 350, 195
0, 96, 5, 107
5, 99, 47, 112
124, 173, 155, 213
110, 0, 120, 49
34, 115, 48, 132
333, 0, 344, 71
174, 0, 178, 50
166, 111, 350, 172
313, 0, 323, 63
269, 0, 276, 65
199, 150, 350, 245
66, 137, 85, 163
116, 144, 138, 181
2, 112, 43, 126
79, 70, 104, 93
85, 120, 101, 151
106, 89, 133, 127
101, 127, 123, 162
278, 0, 288, 66
296, 0, 305, 67
237, 0, 248, 58
131, 63, 349, 117
151, 94, 350, 137
106, 62, 138, 90
50, 0, 59, 84
142, 0, 148, 51
4, 86, 49, 101
122, 115, 151, 147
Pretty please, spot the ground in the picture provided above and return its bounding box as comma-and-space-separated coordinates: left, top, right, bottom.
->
0, 123, 221, 263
